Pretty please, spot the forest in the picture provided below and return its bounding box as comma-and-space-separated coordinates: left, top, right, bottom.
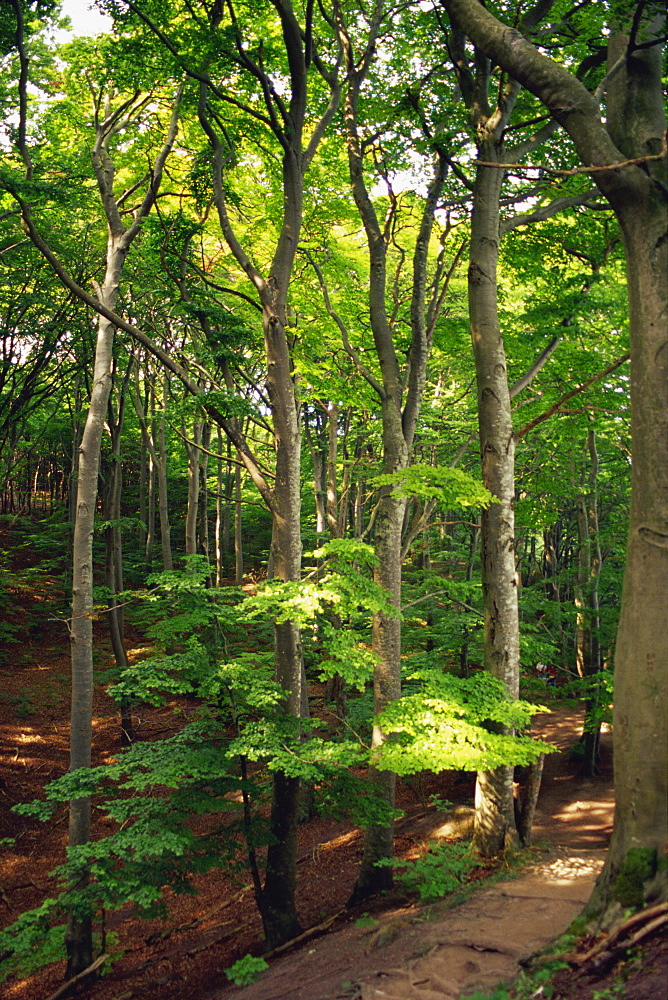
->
0, 0, 666, 997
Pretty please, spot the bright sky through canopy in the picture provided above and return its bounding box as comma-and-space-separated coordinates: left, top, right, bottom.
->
57, 0, 111, 38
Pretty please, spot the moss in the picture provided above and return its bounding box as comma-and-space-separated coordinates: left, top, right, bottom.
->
613, 847, 657, 908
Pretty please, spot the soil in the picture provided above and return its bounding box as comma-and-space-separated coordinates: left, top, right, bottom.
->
0, 541, 665, 1000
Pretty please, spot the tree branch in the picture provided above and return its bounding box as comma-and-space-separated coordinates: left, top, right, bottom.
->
515, 353, 630, 440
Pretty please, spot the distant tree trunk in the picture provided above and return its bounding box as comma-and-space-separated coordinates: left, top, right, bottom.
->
304, 406, 327, 535
185, 417, 202, 560
234, 463, 243, 586
215, 427, 224, 587
133, 373, 173, 572
575, 427, 603, 775
155, 381, 173, 571
103, 367, 133, 746
138, 418, 148, 556
199, 422, 211, 580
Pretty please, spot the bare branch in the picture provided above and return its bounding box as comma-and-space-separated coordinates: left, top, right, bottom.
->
516, 353, 630, 440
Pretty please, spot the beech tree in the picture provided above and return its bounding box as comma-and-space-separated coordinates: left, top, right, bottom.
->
440, 0, 667, 910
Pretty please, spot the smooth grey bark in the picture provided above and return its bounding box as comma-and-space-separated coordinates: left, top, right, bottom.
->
62, 91, 182, 976
442, 0, 668, 910
446, 0, 599, 858
234, 462, 243, 586
304, 406, 327, 535
447, 12, 528, 857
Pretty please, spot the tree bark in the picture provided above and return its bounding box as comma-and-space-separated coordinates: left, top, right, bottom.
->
62, 89, 182, 976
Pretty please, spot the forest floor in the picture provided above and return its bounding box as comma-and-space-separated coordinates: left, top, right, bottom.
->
0, 534, 666, 1000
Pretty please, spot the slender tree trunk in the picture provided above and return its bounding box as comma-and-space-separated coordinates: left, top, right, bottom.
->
215, 427, 223, 587
156, 378, 173, 571
67, 321, 113, 978
185, 417, 202, 560
234, 463, 243, 586
103, 389, 133, 745
349, 488, 406, 902
67, 242, 127, 975
575, 427, 603, 775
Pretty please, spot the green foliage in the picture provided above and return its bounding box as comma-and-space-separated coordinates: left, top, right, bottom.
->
378, 841, 481, 903
108, 639, 211, 706
224, 954, 268, 987
376, 671, 553, 776
561, 670, 614, 727
373, 465, 493, 508
0, 898, 65, 984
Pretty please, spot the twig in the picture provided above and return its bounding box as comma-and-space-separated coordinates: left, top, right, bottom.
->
145, 886, 251, 943
476, 131, 667, 176
185, 919, 252, 956
515, 353, 629, 440
263, 907, 347, 959
43, 953, 107, 1000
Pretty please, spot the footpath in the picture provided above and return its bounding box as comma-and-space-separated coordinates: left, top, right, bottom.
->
221, 709, 614, 1000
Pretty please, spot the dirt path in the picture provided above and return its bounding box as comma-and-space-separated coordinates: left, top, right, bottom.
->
218, 709, 614, 1000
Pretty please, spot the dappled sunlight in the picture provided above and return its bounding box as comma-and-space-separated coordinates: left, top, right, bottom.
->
529, 851, 605, 885
317, 828, 361, 854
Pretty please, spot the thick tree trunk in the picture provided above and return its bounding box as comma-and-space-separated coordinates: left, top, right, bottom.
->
592, 195, 668, 907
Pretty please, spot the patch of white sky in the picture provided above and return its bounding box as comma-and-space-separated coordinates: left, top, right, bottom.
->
55, 0, 112, 41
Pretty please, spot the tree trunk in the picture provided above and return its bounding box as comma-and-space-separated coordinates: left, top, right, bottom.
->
67, 305, 116, 978
103, 383, 133, 746
349, 489, 406, 902
575, 427, 603, 776
257, 301, 304, 948
469, 146, 521, 857
234, 462, 243, 587
185, 417, 202, 559
67, 229, 131, 973
215, 427, 224, 587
